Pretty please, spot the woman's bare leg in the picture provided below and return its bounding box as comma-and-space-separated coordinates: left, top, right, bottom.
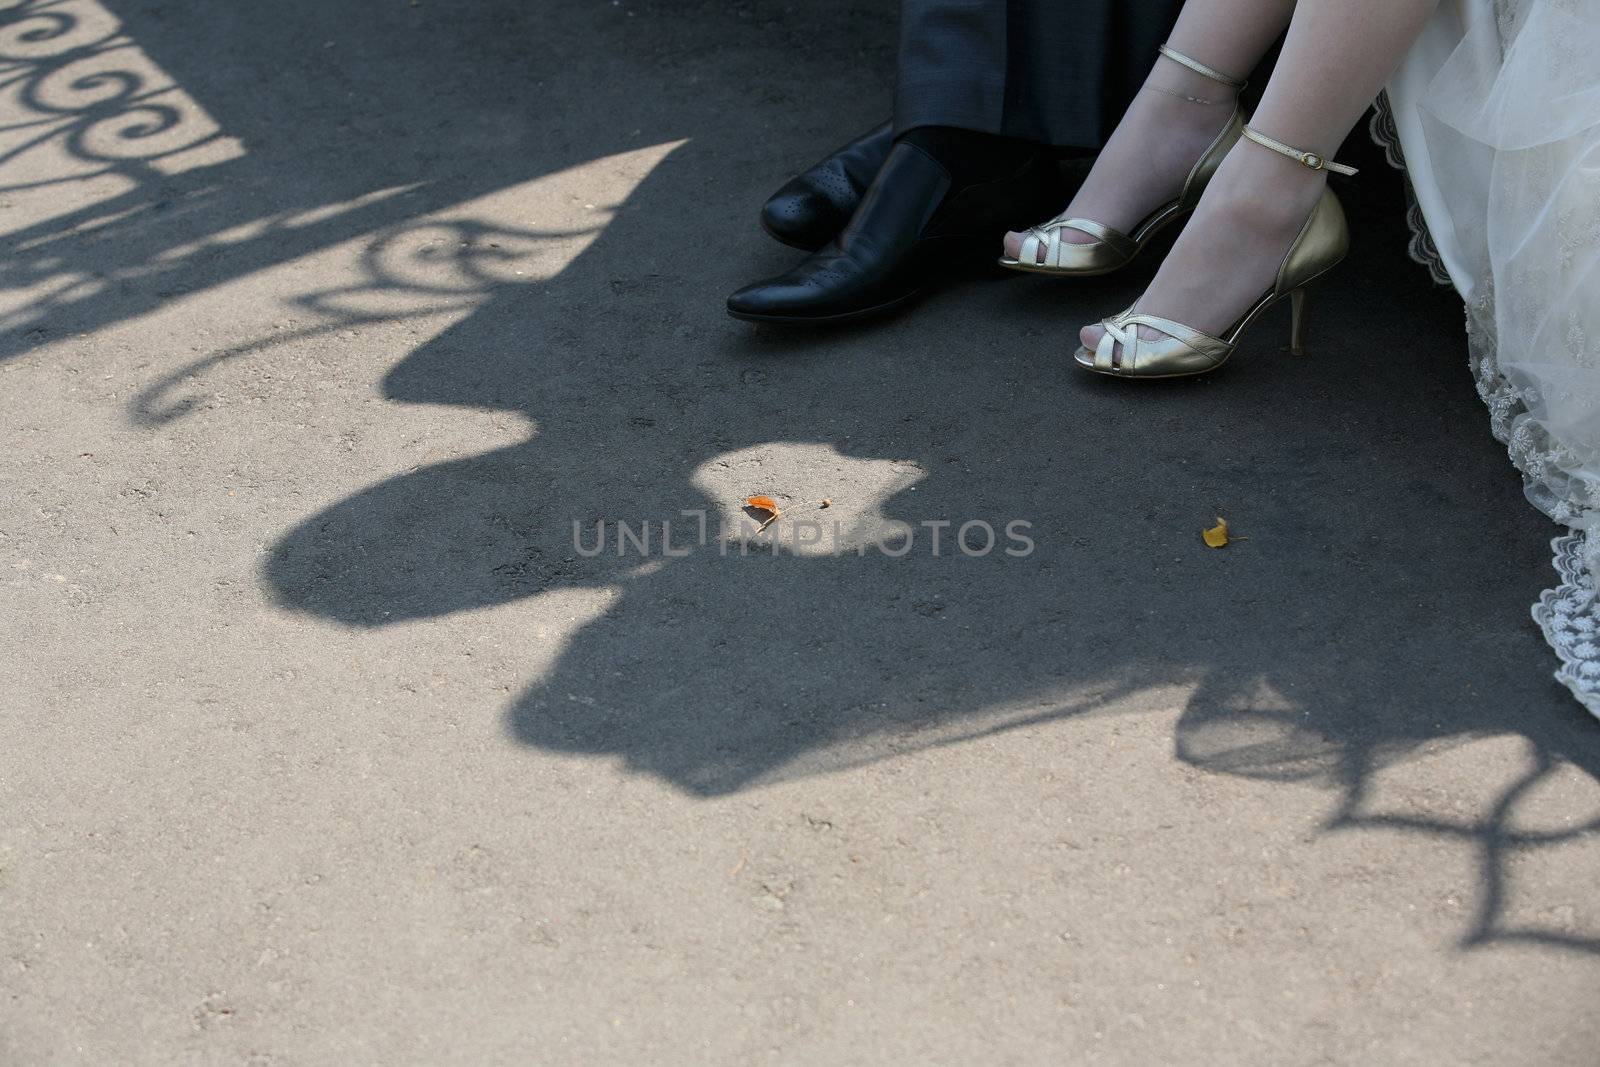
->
1002, 0, 1294, 262
1081, 0, 1440, 353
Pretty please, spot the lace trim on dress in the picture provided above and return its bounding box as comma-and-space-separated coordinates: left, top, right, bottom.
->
1368, 93, 1452, 286
1462, 217, 1600, 721
1533, 532, 1600, 717
1371, 82, 1600, 722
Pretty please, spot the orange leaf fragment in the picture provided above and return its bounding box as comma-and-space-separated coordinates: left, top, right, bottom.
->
743, 495, 781, 533
1202, 516, 1230, 549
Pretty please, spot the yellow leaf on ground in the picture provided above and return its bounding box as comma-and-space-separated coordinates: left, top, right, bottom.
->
1202, 516, 1230, 549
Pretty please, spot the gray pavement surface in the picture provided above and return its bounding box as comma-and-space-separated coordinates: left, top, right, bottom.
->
2, 0, 1599, 1063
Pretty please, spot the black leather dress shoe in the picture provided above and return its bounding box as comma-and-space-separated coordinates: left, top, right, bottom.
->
728, 141, 1059, 325
761, 121, 893, 251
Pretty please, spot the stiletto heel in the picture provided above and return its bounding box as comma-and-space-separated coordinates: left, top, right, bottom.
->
999, 44, 1249, 277
1072, 126, 1357, 379
1289, 288, 1309, 356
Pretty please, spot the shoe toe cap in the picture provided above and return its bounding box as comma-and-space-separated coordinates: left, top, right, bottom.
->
761, 191, 809, 227
761, 190, 843, 250
727, 268, 841, 319
726, 279, 790, 317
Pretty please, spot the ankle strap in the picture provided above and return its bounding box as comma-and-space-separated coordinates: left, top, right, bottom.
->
1157, 44, 1248, 91
1243, 126, 1359, 176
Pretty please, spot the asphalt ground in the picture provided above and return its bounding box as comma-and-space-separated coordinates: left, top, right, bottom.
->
2, 1, 1598, 1062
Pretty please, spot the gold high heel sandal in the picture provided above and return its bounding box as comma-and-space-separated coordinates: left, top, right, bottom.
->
998, 45, 1248, 277
1073, 126, 1357, 380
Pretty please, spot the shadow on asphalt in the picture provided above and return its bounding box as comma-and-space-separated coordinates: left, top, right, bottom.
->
6, 0, 1597, 957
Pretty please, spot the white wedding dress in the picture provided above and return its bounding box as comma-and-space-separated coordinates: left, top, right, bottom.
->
1376, 0, 1600, 719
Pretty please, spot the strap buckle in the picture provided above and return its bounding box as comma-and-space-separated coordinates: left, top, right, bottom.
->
1299, 151, 1326, 171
